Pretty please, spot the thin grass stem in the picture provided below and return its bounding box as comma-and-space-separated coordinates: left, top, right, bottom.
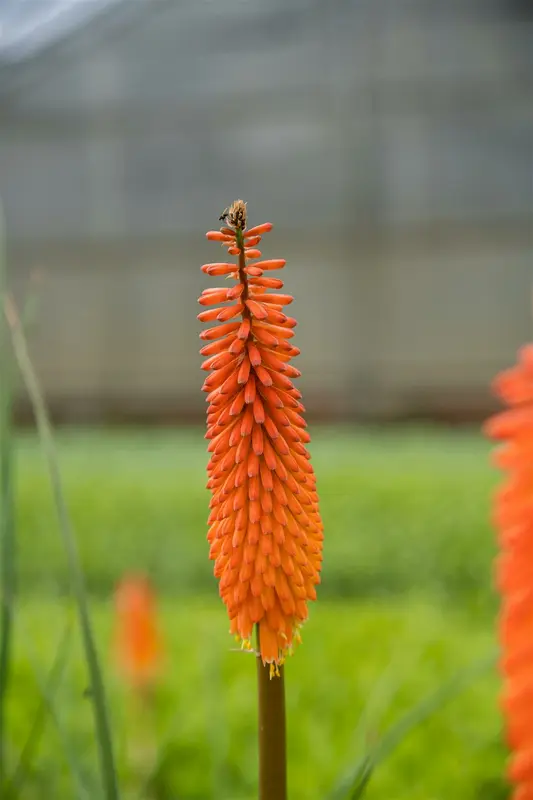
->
5, 616, 89, 799
3, 295, 120, 800
0, 200, 15, 782
5, 617, 73, 798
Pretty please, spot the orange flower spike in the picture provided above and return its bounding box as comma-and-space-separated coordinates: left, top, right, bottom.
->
113, 574, 161, 689
484, 344, 533, 800
199, 200, 323, 669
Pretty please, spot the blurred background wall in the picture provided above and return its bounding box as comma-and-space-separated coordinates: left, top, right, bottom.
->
0, 0, 531, 422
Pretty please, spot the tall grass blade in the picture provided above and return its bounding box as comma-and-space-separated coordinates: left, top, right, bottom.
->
346, 629, 438, 770
3, 296, 120, 800
6, 616, 74, 798
0, 199, 15, 781
5, 615, 90, 799
328, 650, 497, 800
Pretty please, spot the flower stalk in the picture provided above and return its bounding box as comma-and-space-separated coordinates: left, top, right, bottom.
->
256, 627, 287, 800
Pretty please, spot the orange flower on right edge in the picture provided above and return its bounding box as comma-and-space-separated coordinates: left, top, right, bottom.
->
484, 344, 533, 800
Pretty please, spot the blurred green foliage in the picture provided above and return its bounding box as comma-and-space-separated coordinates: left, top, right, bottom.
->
5, 426, 505, 798
16, 425, 497, 609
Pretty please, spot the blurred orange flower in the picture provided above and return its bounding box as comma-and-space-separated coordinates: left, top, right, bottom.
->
485, 344, 533, 800
113, 574, 161, 689
199, 201, 323, 669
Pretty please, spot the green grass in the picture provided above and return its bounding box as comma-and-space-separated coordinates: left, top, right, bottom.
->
5, 425, 506, 798
16, 425, 497, 608
9, 599, 503, 800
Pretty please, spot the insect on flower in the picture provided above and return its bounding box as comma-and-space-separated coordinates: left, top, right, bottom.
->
484, 344, 533, 800
199, 200, 323, 670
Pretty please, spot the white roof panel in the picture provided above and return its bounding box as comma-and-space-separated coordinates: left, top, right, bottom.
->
0, 0, 121, 63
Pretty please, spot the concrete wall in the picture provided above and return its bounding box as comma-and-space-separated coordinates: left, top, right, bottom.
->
8, 223, 530, 421
1, 0, 531, 420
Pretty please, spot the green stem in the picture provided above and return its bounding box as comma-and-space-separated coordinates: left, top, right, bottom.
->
5, 618, 78, 799
0, 200, 15, 782
256, 625, 287, 800
3, 296, 120, 800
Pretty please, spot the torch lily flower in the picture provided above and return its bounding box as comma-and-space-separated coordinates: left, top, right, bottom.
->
199, 200, 323, 670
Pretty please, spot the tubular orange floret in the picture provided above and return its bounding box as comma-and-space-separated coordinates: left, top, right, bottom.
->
199, 201, 323, 668
484, 345, 533, 799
